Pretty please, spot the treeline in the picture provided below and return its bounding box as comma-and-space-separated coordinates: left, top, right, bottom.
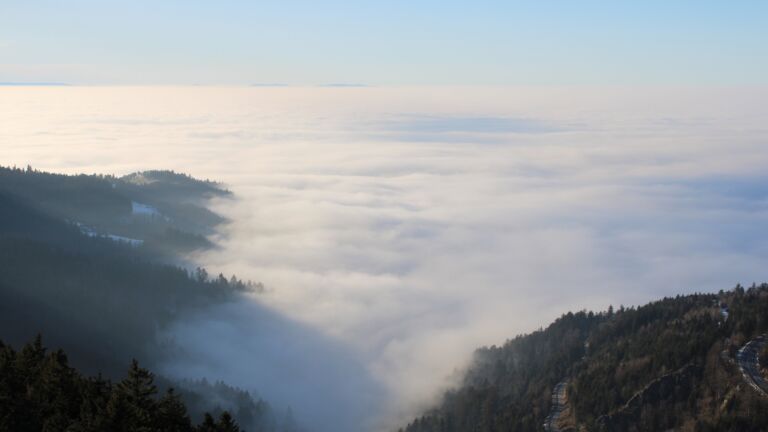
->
401, 285, 768, 432
0, 165, 130, 225
0, 336, 241, 432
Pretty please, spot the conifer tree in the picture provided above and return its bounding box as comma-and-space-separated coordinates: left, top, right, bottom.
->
218, 411, 241, 432
103, 388, 131, 432
39, 349, 78, 431
282, 406, 300, 432
157, 388, 194, 432
114, 359, 158, 431
197, 413, 218, 432
0, 338, 251, 431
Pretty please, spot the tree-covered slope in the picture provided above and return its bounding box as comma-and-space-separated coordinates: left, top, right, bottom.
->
0, 167, 275, 431
402, 286, 768, 432
0, 170, 251, 376
0, 166, 231, 259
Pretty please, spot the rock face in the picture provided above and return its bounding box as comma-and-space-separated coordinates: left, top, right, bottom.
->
596, 364, 701, 431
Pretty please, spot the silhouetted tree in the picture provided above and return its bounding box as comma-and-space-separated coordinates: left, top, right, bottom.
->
157, 388, 193, 432
218, 411, 241, 432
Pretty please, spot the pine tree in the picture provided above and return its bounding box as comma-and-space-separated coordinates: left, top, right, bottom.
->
14, 334, 48, 431
157, 388, 193, 432
103, 387, 131, 432
114, 359, 158, 431
17, 334, 46, 380
218, 411, 240, 432
39, 349, 78, 432
282, 406, 300, 432
197, 413, 218, 432
0, 337, 252, 432
72, 375, 112, 432
0, 340, 23, 432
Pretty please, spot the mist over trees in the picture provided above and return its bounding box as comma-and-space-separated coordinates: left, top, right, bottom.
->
0, 166, 254, 372
0, 166, 288, 431
401, 285, 768, 432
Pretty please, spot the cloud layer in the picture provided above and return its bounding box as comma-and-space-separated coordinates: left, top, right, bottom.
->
2, 86, 768, 430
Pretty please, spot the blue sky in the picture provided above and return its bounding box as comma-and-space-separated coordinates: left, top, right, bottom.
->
1, 0, 767, 85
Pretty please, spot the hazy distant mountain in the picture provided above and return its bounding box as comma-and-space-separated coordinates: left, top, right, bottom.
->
0, 82, 71, 86
318, 83, 369, 87
401, 286, 768, 432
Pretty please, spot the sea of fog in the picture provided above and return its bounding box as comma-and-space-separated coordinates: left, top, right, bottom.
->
2, 86, 768, 431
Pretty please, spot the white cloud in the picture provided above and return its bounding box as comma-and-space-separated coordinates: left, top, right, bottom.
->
2, 86, 768, 431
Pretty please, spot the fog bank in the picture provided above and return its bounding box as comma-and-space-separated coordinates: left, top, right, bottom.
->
3, 86, 768, 430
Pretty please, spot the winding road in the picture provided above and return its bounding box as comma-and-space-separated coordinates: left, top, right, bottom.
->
543, 381, 569, 432
737, 334, 768, 397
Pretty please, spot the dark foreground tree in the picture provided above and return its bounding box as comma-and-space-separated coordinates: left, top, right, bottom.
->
0, 336, 240, 432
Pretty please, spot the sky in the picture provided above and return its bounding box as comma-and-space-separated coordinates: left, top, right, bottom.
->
1, 0, 767, 85
2, 86, 767, 430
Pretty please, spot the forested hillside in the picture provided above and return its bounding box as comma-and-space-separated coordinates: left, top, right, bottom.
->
0, 336, 245, 431
0, 167, 279, 431
402, 286, 768, 432
0, 166, 230, 260
0, 166, 253, 372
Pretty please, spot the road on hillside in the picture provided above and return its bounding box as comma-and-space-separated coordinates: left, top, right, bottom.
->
737, 335, 768, 397
543, 381, 569, 432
